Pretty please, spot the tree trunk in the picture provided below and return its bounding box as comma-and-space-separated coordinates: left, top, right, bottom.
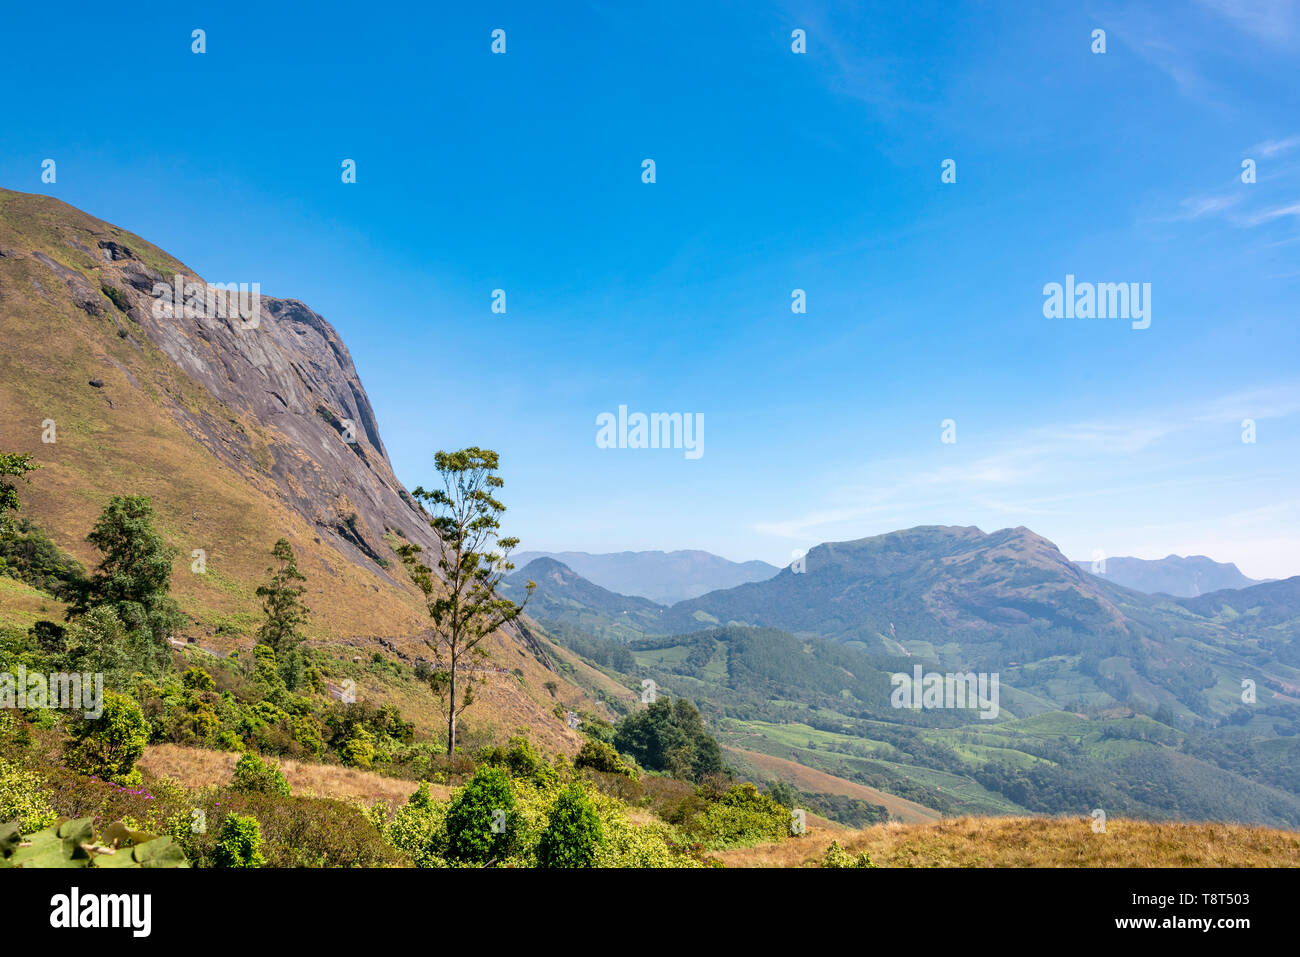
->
447, 663, 458, 758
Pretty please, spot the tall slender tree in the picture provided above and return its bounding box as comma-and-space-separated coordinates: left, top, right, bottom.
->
396, 448, 534, 758
256, 538, 310, 689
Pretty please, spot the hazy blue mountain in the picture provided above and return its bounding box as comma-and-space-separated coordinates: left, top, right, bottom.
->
657, 525, 1130, 648
1074, 554, 1269, 597
511, 549, 779, 605
503, 557, 667, 642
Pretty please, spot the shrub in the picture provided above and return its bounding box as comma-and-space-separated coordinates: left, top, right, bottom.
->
289, 714, 324, 758
101, 284, 130, 313
341, 726, 375, 768
188, 792, 405, 868
479, 735, 554, 785
230, 751, 291, 796
212, 813, 264, 868
181, 667, 215, 691
688, 783, 792, 850
821, 840, 878, 868
444, 766, 517, 865
537, 782, 603, 868
0, 757, 58, 832
574, 739, 637, 778
63, 691, 148, 785
383, 783, 448, 867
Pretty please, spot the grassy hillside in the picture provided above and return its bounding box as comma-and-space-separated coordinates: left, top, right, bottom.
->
720, 815, 1300, 868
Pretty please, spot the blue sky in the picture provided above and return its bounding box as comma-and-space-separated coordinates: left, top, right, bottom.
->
4, 1, 1298, 578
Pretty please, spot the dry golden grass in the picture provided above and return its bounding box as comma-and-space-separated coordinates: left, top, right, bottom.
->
727, 746, 942, 825
719, 815, 1300, 868
139, 744, 449, 806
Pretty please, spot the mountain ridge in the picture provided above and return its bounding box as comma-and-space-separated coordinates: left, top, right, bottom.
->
1074, 553, 1270, 597
512, 548, 779, 605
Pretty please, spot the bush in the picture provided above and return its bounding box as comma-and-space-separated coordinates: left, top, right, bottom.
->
0, 518, 87, 601
444, 766, 517, 865
383, 783, 448, 867
212, 813, 264, 868
574, 739, 637, 778
479, 735, 555, 785
688, 783, 792, 850
0, 757, 58, 832
63, 691, 148, 785
181, 667, 215, 691
821, 840, 878, 868
230, 751, 291, 796
537, 782, 603, 868
289, 714, 324, 758
341, 726, 375, 768
101, 284, 131, 313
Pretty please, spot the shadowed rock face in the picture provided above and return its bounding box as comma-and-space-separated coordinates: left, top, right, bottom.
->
0, 187, 435, 580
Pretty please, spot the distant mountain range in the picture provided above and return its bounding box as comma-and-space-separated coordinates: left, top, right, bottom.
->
514, 525, 1300, 724
504, 557, 666, 642
511, 549, 779, 605
513, 525, 1300, 827
1074, 554, 1269, 597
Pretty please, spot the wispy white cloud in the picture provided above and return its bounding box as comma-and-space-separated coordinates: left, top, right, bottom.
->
1245, 202, 1300, 226
751, 386, 1300, 577
1195, 0, 1299, 44
1249, 134, 1300, 157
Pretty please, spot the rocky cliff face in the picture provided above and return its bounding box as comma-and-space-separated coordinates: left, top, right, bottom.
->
0, 187, 436, 634
101, 254, 436, 571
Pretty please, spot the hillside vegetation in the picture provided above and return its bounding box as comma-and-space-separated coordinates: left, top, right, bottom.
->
720, 815, 1300, 868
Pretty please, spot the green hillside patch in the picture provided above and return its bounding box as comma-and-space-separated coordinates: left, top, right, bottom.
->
0, 577, 67, 630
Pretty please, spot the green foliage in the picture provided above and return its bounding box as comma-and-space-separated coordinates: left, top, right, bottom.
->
0, 758, 58, 832
0, 816, 187, 868
181, 666, 215, 691
230, 751, 291, 796
255, 538, 309, 689
382, 783, 449, 868
765, 779, 799, 808
479, 735, 556, 785
180, 791, 403, 868
341, 726, 375, 768
212, 813, 265, 868
821, 840, 878, 868
687, 783, 793, 850
63, 691, 148, 785
444, 765, 518, 865
0, 452, 38, 540
101, 283, 130, 312
61, 605, 138, 684
75, 495, 183, 666
250, 642, 289, 703
289, 714, 324, 759
574, 739, 637, 778
0, 518, 86, 600
537, 782, 603, 868
613, 697, 724, 782
409, 780, 433, 809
